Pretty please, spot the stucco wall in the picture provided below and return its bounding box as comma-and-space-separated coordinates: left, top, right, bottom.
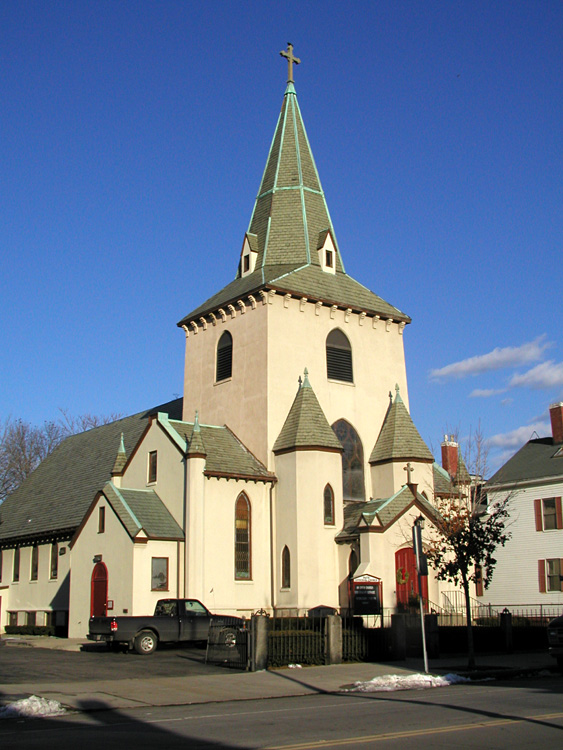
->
0, 541, 71, 633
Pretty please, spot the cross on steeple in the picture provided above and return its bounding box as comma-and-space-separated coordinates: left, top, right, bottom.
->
404, 462, 414, 484
280, 43, 301, 83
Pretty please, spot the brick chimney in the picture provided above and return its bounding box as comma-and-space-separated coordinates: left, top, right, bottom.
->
550, 402, 563, 444
441, 435, 459, 477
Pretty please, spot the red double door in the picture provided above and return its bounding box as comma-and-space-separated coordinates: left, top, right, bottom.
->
395, 548, 428, 607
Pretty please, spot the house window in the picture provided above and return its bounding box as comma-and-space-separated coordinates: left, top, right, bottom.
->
98, 506, 106, 534
539, 558, 563, 593
332, 419, 366, 501
13, 547, 20, 582
282, 546, 291, 589
30, 545, 39, 581
26, 611, 37, 626
326, 329, 353, 383
50, 543, 58, 580
325, 249, 333, 268
235, 493, 251, 580
534, 497, 562, 531
243, 254, 250, 273
216, 331, 233, 382
151, 557, 169, 591
148, 451, 158, 483
324, 484, 335, 525
8, 612, 17, 627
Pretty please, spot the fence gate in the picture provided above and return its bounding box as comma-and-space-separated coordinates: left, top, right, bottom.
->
205, 617, 250, 670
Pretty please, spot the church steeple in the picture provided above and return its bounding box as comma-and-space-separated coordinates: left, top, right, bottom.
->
241, 49, 343, 275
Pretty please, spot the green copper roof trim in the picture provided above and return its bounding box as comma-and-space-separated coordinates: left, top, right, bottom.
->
292, 91, 345, 271
109, 482, 142, 531
157, 413, 187, 453
290, 93, 311, 264
375, 485, 411, 516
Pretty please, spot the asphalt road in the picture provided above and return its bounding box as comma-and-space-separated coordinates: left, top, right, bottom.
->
1, 672, 562, 748
0, 643, 233, 684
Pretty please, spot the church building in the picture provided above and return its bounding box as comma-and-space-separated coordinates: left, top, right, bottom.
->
0, 47, 464, 638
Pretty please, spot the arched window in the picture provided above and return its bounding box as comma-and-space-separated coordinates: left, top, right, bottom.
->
234, 494, 251, 580
324, 484, 335, 525
216, 331, 233, 382
282, 546, 291, 589
326, 329, 353, 382
332, 419, 365, 501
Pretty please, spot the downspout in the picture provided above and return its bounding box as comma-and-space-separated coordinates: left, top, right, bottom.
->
269, 481, 275, 612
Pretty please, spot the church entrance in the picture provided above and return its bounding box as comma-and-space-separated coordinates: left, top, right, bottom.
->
90, 562, 108, 617
395, 548, 427, 608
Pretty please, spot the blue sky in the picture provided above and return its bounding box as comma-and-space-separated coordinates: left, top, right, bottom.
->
1, 1, 562, 473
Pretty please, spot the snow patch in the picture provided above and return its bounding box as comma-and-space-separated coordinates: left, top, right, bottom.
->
0, 695, 66, 719
344, 672, 470, 692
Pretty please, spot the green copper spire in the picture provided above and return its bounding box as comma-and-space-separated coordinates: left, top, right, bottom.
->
243, 68, 344, 274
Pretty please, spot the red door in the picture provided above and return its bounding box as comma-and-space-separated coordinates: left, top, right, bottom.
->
90, 562, 108, 617
395, 548, 428, 607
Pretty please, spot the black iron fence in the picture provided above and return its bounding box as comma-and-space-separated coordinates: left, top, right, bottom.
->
205, 617, 249, 670
267, 611, 326, 667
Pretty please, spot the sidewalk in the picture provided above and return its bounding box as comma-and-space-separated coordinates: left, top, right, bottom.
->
0, 636, 557, 714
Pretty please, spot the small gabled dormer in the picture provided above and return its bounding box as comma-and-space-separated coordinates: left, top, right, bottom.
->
240, 233, 259, 277
317, 230, 337, 275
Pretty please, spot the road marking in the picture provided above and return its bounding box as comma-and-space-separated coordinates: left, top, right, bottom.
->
265, 712, 563, 749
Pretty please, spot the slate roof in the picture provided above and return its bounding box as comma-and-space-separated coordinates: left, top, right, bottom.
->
487, 437, 563, 488
178, 84, 410, 327
102, 483, 184, 541
0, 398, 183, 547
272, 372, 343, 454
369, 388, 433, 464
433, 463, 455, 496
168, 421, 274, 481
338, 486, 439, 539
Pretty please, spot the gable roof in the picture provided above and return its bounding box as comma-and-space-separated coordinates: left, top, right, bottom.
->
272, 371, 343, 454
0, 398, 183, 547
487, 437, 563, 488
178, 83, 410, 328
369, 388, 433, 464
102, 482, 184, 541
168, 420, 274, 482
337, 485, 439, 539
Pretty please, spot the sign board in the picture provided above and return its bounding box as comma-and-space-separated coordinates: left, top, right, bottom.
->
351, 577, 382, 615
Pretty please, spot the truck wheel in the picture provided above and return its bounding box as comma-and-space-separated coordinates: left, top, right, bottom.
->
220, 628, 237, 648
134, 630, 158, 655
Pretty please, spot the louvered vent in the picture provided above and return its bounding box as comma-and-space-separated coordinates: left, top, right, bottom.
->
326, 329, 353, 382
216, 332, 233, 382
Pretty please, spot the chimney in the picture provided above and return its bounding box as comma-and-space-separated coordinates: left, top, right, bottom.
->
441, 434, 458, 477
550, 402, 563, 444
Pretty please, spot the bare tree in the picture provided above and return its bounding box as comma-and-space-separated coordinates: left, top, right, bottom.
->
0, 409, 122, 504
426, 424, 512, 669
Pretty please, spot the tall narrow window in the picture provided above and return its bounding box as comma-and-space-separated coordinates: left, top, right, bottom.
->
324, 484, 335, 525
547, 559, 563, 592
216, 331, 233, 382
148, 451, 158, 483
326, 329, 353, 382
98, 506, 106, 534
282, 546, 291, 589
31, 545, 39, 581
50, 543, 59, 580
234, 494, 251, 580
332, 419, 366, 501
13, 547, 20, 582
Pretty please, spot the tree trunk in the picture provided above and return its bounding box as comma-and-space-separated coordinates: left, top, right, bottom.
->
462, 571, 475, 669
